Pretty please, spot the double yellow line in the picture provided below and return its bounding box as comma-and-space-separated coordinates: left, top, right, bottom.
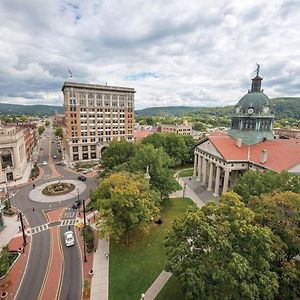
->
37, 211, 65, 300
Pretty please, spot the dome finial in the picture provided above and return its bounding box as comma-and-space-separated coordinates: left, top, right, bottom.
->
255, 63, 260, 77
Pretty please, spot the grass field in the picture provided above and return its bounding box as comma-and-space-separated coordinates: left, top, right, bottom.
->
177, 168, 193, 177
109, 197, 195, 300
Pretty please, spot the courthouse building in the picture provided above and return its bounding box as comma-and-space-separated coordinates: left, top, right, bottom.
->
62, 82, 135, 162
193, 72, 300, 197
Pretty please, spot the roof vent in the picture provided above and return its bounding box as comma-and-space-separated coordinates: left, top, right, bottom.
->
260, 150, 268, 164
236, 138, 242, 148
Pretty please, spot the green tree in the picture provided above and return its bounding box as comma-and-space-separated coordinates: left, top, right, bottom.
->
142, 133, 194, 165
193, 121, 206, 131
249, 192, 300, 299
0, 245, 10, 277
55, 127, 63, 138
38, 126, 45, 135
45, 120, 50, 126
95, 172, 160, 246
165, 192, 278, 300
100, 139, 136, 170
129, 144, 179, 199
233, 171, 300, 204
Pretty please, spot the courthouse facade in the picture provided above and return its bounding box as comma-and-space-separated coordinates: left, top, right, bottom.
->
193, 73, 300, 196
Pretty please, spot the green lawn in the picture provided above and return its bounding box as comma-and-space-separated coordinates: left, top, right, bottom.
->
156, 276, 186, 300
177, 168, 193, 177
109, 197, 195, 300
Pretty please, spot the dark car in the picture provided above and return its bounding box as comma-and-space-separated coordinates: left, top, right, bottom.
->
72, 200, 82, 209
78, 175, 86, 181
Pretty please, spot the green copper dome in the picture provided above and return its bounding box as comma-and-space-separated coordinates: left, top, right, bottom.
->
235, 92, 273, 115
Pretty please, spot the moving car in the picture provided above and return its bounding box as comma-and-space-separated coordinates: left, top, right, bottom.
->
72, 200, 82, 210
42, 161, 48, 165
53, 155, 57, 159
64, 231, 75, 247
78, 175, 86, 181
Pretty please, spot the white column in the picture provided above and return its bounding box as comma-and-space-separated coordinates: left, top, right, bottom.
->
213, 166, 220, 197
207, 162, 214, 191
197, 155, 202, 182
193, 153, 197, 177
202, 158, 207, 186
222, 170, 230, 194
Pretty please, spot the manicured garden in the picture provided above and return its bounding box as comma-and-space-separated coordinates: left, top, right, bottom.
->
0, 247, 19, 278
109, 197, 195, 300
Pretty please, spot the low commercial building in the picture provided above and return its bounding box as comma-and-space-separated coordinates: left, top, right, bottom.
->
0, 125, 27, 183
274, 128, 300, 139
160, 120, 192, 135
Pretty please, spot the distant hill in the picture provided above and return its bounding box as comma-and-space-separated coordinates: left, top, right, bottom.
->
135, 98, 300, 118
0, 103, 64, 116
135, 106, 200, 116
0, 97, 299, 118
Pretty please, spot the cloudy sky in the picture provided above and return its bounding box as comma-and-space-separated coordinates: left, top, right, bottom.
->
0, 0, 300, 109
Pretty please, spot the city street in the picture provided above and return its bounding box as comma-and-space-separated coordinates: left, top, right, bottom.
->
9, 126, 98, 300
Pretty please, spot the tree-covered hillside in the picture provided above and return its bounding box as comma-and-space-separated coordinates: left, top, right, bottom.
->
0, 103, 64, 116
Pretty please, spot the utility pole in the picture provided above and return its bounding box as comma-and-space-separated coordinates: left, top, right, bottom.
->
19, 212, 27, 246
83, 198, 86, 227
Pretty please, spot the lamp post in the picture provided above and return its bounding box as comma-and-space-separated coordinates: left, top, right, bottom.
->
183, 182, 187, 198
82, 198, 87, 263
19, 212, 27, 246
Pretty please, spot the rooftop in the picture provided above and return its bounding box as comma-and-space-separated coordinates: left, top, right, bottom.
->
62, 82, 135, 93
208, 134, 300, 172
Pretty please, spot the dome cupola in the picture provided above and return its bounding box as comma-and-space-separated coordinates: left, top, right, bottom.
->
228, 65, 275, 145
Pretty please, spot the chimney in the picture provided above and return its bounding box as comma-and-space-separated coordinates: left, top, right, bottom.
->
260, 150, 268, 164
236, 138, 242, 148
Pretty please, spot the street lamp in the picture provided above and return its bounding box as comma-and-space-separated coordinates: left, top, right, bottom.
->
19, 212, 27, 247
18, 207, 36, 248
82, 198, 87, 263
183, 182, 187, 198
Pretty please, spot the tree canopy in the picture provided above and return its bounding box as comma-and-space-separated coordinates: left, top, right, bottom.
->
249, 192, 300, 299
55, 127, 63, 138
233, 171, 300, 204
142, 133, 196, 165
95, 172, 160, 246
129, 144, 179, 199
101, 139, 136, 170
165, 192, 278, 300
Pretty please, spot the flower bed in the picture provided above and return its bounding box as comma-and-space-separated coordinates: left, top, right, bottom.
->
42, 182, 75, 196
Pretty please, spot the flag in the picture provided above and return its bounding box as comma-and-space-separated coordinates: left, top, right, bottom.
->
68, 69, 73, 78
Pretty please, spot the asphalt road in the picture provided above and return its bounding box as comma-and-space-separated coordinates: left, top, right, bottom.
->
13, 126, 97, 300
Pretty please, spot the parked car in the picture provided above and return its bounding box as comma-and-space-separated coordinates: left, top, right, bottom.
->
56, 161, 62, 165
78, 175, 86, 181
64, 231, 75, 247
42, 161, 47, 166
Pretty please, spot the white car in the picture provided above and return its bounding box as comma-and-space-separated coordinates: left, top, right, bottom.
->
64, 231, 75, 247
42, 161, 48, 166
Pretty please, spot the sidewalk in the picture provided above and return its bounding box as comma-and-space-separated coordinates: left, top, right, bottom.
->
90, 238, 109, 300
0, 214, 22, 249
0, 162, 32, 190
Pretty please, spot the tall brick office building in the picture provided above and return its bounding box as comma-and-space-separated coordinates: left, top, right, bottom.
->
62, 82, 135, 162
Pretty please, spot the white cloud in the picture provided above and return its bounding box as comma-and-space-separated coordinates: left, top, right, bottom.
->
0, 0, 299, 109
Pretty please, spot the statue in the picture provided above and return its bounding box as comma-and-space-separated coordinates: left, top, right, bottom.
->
255, 63, 260, 77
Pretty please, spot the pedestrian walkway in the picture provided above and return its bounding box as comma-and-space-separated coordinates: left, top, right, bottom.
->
0, 162, 32, 189
90, 238, 109, 300
0, 214, 22, 249
170, 174, 205, 208
144, 271, 172, 300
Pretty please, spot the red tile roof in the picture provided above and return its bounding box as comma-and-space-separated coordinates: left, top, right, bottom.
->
208, 134, 300, 172
133, 130, 154, 139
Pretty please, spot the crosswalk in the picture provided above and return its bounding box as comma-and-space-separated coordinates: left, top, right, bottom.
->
26, 218, 77, 236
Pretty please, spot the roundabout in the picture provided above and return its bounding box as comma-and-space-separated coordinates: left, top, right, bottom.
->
29, 180, 87, 203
